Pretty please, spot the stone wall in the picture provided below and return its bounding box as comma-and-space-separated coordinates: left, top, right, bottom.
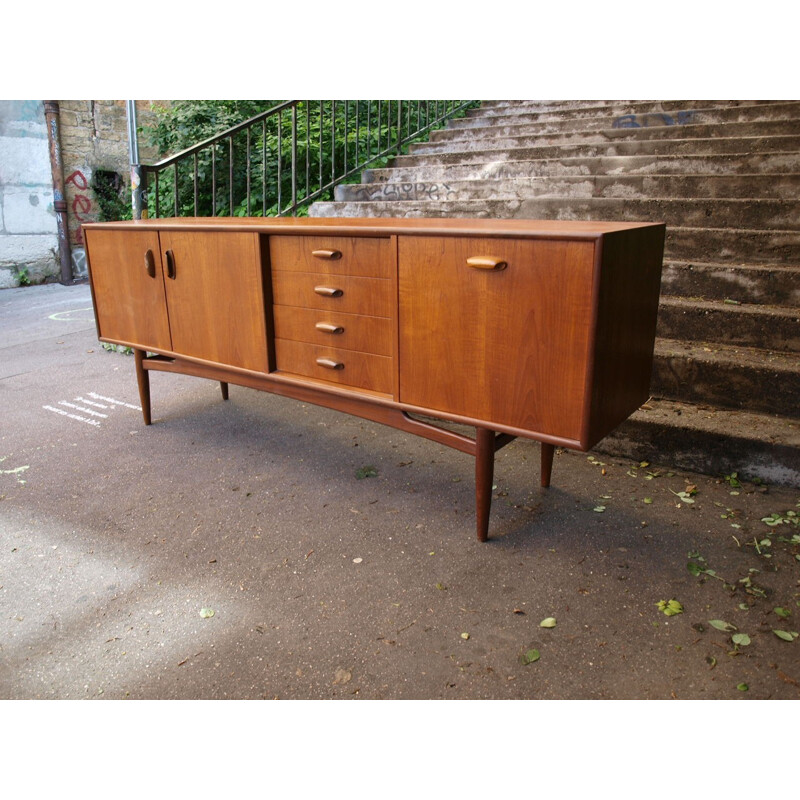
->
0, 101, 58, 288
58, 100, 163, 279
0, 100, 164, 287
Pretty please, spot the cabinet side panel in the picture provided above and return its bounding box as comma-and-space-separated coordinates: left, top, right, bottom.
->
585, 225, 666, 448
398, 236, 595, 440
84, 228, 172, 351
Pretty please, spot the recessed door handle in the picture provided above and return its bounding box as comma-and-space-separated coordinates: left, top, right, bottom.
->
316, 357, 344, 370
466, 256, 507, 271
314, 286, 343, 297
165, 249, 176, 279
144, 249, 156, 278
316, 322, 345, 334
312, 249, 342, 260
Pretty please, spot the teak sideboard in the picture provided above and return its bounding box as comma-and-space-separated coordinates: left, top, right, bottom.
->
83, 217, 666, 541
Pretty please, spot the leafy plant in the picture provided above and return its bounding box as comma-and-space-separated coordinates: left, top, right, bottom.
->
723, 472, 742, 489
92, 169, 132, 222
141, 100, 478, 219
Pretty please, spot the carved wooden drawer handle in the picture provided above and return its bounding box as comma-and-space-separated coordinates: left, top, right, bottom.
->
144, 249, 156, 278
312, 249, 342, 260
165, 249, 177, 279
314, 286, 344, 297
466, 256, 508, 271
316, 357, 344, 370
316, 322, 345, 334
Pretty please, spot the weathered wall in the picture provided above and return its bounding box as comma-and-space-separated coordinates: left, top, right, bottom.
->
58, 100, 162, 279
0, 100, 58, 287
0, 100, 164, 287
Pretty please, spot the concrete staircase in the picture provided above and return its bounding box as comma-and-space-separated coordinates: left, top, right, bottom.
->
310, 100, 800, 486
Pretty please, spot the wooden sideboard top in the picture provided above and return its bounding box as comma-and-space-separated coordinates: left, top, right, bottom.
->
83, 216, 664, 240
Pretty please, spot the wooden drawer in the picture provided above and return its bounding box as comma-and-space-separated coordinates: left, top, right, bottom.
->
273, 305, 393, 356
269, 235, 391, 278
275, 338, 393, 394
271, 271, 392, 317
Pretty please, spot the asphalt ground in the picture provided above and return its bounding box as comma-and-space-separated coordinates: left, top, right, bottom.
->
1, 282, 799, 705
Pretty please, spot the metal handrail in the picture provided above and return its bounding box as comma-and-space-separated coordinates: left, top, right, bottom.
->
136, 100, 478, 219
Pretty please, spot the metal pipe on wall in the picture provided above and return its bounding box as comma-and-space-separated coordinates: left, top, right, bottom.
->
43, 100, 74, 284
126, 100, 146, 219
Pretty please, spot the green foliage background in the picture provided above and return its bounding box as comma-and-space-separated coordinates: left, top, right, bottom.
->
141, 100, 476, 218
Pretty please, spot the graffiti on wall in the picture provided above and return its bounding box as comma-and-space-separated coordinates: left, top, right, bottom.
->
65, 169, 93, 245
612, 111, 696, 129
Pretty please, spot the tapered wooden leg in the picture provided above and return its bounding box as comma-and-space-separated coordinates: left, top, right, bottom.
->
475, 427, 496, 542
133, 349, 152, 426
541, 442, 554, 488
220, 382, 229, 401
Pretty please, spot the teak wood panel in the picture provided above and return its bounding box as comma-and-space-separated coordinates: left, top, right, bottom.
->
158, 231, 269, 372
85, 228, 172, 352
272, 306, 393, 356
398, 236, 596, 440
585, 225, 666, 446
275, 338, 393, 394
269, 235, 391, 278
271, 271, 392, 318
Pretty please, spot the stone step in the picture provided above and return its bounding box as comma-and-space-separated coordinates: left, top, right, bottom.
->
469, 100, 788, 121
311, 201, 800, 265
414, 121, 799, 154
313, 196, 799, 232
651, 339, 800, 418
456, 101, 800, 130
335, 173, 799, 203
391, 135, 800, 166
665, 226, 800, 265
657, 296, 800, 352
595, 399, 800, 487
362, 152, 800, 183
428, 119, 799, 149
456, 101, 800, 131
661, 261, 800, 307
594, 398, 800, 487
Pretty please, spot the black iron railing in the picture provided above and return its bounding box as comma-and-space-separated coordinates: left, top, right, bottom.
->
136, 100, 478, 219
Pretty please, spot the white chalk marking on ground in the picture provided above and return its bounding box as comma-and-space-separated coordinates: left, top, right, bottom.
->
75, 397, 108, 409
48, 307, 95, 322
87, 392, 141, 411
58, 401, 108, 419
1, 465, 29, 476
42, 405, 101, 426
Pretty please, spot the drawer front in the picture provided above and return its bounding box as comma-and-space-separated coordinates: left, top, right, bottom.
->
271, 271, 392, 318
273, 305, 392, 356
275, 338, 393, 394
270, 235, 391, 279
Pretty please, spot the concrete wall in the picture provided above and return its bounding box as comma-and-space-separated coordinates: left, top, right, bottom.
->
0, 101, 58, 288
0, 100, 163, 288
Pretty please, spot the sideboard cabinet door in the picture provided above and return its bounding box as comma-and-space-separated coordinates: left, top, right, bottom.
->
398, 236, 596, 441
85, 228, 172, 352
159, 231, 269, 372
